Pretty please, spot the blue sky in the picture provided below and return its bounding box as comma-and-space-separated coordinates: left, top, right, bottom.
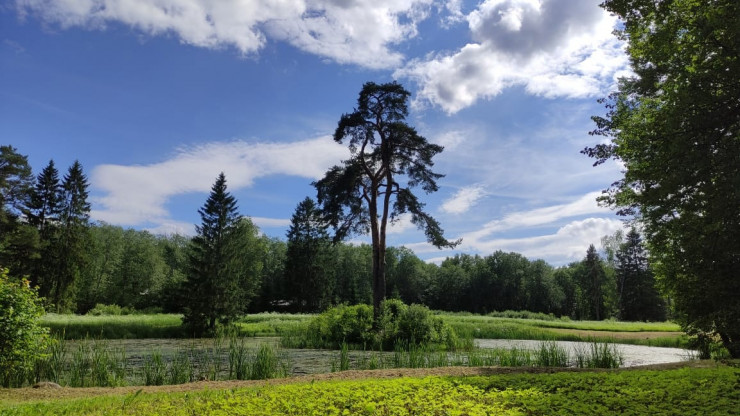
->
1, 0, 629, 265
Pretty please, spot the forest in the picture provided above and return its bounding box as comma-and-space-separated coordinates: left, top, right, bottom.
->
0, 146, 665, 324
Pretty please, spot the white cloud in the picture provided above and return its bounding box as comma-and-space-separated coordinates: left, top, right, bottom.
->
440, 184, 487, 214
431, 129, 468, 151
14, 0, 433, 69
387, 213, 415, 234
462, 217, 624, 263
251, 216, 292, 228
90, 136, 348, 228
144, 220, 196, 236
402, 191, 622, 264
396, 0, 630, 113
465, 191, 605, 240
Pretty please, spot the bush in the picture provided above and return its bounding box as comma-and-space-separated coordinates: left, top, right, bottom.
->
0, 268, 50, 387
306, 304, 376, 348
379, 300, 457, 349
292, 301, 459, 350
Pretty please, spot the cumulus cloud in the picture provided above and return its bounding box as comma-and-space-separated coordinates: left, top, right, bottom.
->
440, 185, 487, 214
396, 0, 630, 113
14, 0, 433, 68
90, 136, 348, 228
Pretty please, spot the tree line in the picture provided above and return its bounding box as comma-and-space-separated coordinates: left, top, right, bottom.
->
0, 146, 665, 329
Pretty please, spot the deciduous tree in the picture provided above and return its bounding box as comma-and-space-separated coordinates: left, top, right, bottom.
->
584, 0, 740, 355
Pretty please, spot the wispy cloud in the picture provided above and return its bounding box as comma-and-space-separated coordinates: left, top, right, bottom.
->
465, 191, 605, 239
462, 217, 624, 263
440, 185, 487, 214
13, 0, 434, 69
396, 0, 630, 113
404, 191, 622, 264
90, 137, 348, 229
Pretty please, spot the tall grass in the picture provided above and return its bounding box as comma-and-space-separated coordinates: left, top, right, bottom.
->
337, 341, 623, 371
17, 336, 291, 388
573, 342, 624, 368
534, 341, 570, 367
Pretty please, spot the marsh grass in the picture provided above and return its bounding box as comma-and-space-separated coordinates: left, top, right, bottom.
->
21, 335, 290, 388
573, 342, 624, 368
534, 341, 570, 367
338, 341, 623, 371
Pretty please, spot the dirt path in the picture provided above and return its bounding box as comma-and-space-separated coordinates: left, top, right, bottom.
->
0, 361, 711, 404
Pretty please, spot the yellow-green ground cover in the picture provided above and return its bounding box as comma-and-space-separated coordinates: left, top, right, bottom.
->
2, 363, 736, 415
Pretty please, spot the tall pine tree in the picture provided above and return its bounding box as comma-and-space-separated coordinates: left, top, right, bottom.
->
0, 146, 38, 280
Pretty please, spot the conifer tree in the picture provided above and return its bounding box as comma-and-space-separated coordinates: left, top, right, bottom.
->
27, 160, 62, 289
284, 197, 334, 312
47, 161, 90, 311
183, 173, 262, 335
315, 82, 459, 322
616, 229, 666, 321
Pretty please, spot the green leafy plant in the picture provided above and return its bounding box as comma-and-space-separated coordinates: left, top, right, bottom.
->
0, 268, 50, 387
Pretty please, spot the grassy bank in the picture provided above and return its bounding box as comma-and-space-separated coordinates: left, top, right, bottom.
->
40, 311, 687, 348
442, 315, 687, 348
1, 364, 735, 415
40, 313, 314, 340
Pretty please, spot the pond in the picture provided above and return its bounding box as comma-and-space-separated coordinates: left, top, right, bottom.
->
66, 336, 694, 378
474, 339, 694, 367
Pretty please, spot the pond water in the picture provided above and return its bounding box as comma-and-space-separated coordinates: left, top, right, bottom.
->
68, 336, 694, 378
474, 339, 695, 367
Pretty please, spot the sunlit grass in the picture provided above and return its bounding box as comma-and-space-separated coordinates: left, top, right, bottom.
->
41, 313, 186, 339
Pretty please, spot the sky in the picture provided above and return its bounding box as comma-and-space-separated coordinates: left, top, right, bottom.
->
1, 0, 631, 266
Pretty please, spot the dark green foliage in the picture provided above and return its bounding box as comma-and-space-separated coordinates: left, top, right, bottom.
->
315, 81, 458, 321
0, 145, 33, 217
616, 229, 666, 321
577, 245, 609, 320
182, 173, 263, 336
26, 160, 61, 290
48, 161, 91, 311
0, 146, 39, 280
26, 160, 62, 233
0, 268, 50, 387
284, 197, 334, 312
584, 0, 740, 355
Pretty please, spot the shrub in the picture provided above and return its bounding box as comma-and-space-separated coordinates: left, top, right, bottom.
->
0, 268, 50, 387
306, 304, 375, 348
293, 301, 460, 350
379, 300, 457, 349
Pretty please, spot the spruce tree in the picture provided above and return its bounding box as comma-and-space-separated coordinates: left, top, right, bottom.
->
27, 160, 62, 232
183, 173, 258, 335
579, 245, 607, 320
27, 160, 62, 289
616, 229, 666, 321
48, 161, 90, 311
284, 197, 334, 312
